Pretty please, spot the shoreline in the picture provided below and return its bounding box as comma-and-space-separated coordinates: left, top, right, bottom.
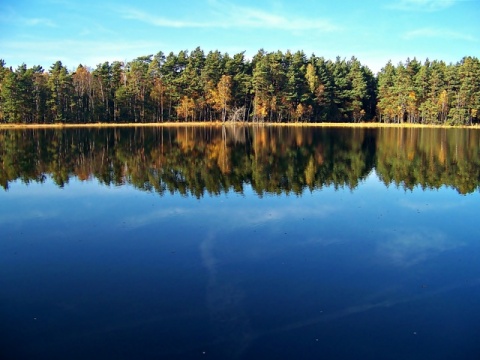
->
0, 121, 478, 130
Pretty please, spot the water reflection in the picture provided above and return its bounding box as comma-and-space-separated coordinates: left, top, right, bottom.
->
376, 227, 462, 267
1, 138, 480, 358
1, 126, 479, 195
201, 232, 254, 358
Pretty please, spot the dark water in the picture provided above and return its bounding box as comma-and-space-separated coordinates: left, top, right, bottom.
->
1, 126, 480, 359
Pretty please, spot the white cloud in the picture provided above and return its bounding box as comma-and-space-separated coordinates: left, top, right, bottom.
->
0, 209, 60, 226
117, 8, 207, 28
387, 0, 456, 11
117, 1, 339, 32
0, 38, 164, 69
213, 1, 339, 31
0, 7, 57, 27
376, 228, 463, 267
21, 17, 56, 27
403, 27, 477, 42
216, 201, 340, 232
399, 197, 462, 211
121, 207, 192, 229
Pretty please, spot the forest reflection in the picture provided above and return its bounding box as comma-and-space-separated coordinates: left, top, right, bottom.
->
1, 126, 479, 195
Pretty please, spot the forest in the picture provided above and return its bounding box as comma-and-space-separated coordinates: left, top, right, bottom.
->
0, 49, 479, 125
1, 127, 479, 195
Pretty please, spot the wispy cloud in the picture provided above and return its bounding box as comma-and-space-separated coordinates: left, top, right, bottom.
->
258, 277, 480, 337
0, 209, 60, 226
376, 228, 463, 267
117, 8, 207, 28
243, 204, 338, 226
22, 17, 57, 27
121, 207, 192, 229
387, 0, 456, 11
117, 1, 339, 32
0, 38, 163, 68
399, 197, 464, 211
0, 7, 57, 27
211, 0, 339, 31
403, 27, 477, 42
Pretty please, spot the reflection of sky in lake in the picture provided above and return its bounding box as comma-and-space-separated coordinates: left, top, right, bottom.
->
1, 172, 480, 359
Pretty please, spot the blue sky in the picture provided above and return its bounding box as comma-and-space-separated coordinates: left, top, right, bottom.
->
1, 0, 478, 73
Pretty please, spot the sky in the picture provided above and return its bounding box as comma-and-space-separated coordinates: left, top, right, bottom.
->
0, 0, 478, 73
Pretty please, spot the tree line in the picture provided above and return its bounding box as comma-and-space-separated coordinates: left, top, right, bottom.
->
1, 127, 479, 195
0, 49, 479, 124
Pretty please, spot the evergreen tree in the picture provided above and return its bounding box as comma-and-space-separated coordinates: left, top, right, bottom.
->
348, 57, 368, 123
47, 61, 72, 123
0, 51, 478, 125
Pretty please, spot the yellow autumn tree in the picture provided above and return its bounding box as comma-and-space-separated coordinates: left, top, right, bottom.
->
72, 65, 93, 121
209, 75, 232, 122
437, 90, 448, 123
305, 63, 318, 94
176, 96, 195, 121
295, 103, 305, 122
253, 96, 268, 122
406, 91, 417, 123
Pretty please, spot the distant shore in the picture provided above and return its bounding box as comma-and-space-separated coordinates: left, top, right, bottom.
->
0, 122, 479, 130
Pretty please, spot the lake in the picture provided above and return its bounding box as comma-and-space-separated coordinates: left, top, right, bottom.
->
1, 126, 480, 359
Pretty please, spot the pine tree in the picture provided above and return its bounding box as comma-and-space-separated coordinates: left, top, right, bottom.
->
377, 61, 396, 123
47, 61, 73, 123
348, 57, 368, 123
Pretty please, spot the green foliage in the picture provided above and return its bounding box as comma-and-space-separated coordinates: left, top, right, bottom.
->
47, 61, 73, 123
0, 65, 38, 123
377, 57, 480, 125
0, 51, 478, 124
1, 127, 479, 195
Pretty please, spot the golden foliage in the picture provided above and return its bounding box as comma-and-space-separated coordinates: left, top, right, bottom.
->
208, 75, 232, 121
176, 96, 195, 121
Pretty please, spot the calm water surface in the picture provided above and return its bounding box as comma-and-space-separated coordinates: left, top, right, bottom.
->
1, 126, 480, 359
